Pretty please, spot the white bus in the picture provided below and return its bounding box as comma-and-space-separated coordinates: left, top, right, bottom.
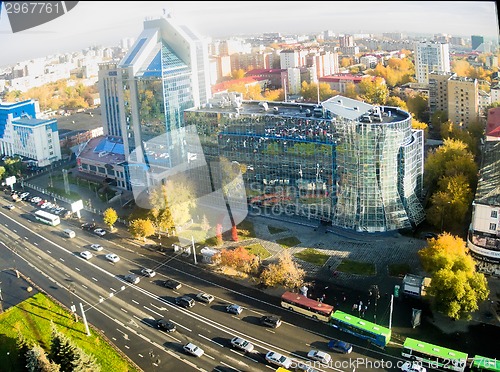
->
34, 210, 61, 226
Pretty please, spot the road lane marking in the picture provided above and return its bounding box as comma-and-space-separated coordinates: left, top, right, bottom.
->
138, 354, 143, 358
59, 257, 65, 262
37, 256, 42, 260
92, 277, 98, 282
110, 287, 116, 292
144, 306, 162, 317
198, 334, 223, 348
150, 303, 168, 311
124, 345, 129, 349
24, 236, 28, 240
46, 250, 51, 253
220, 361, 242, 371
81, 284, 88, 289
75, 267, 80, 271
33, 242, 38, 246
120, 308, 128, 313
132, 299, 139, 305
170, 320, 191, 332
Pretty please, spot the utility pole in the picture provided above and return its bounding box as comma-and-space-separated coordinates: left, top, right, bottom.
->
192, 236, 197, 265
389, 294, 394, 329
79, 302, 90, 336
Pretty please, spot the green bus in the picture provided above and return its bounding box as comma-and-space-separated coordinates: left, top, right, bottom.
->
401, 337, 468, 372
329, 310, 391, 348
471, 355, 500, 372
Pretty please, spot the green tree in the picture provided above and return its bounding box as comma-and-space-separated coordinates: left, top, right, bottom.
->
4, 157, 22, 177
418, 233, 489, 320
407, 94, 428, 122
0, 165, 6, 180
102, 208, 118, 231
26, 344, 60, 372
50, 327, 76, 372
259, 250, 305, 289
430, 110, 448, 133
128, 219, 155, 241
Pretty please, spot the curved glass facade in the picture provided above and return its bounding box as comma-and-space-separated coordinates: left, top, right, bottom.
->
185, 95, 425, 232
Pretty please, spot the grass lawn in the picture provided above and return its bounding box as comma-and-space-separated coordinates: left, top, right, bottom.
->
294, 248, 329, 266
268, 225, 287, 234
276, 236, 301, 248
336, 259, 376, 275
0, 292, 140, 372
244, 243, 271, 259
388, 263, 411, 277
236, 219, 256, 240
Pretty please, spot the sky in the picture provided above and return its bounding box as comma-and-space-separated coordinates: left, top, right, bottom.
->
0, 1, 499, 67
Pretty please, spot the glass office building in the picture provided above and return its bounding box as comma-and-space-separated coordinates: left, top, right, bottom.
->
185, 94, 425, 232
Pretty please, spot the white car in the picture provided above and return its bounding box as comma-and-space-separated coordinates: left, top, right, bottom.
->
183, 342, 204, 357
401, 361, 427, 372
80, 251, 93, 260
141, 268, 156, 277
90, 244, 103, 251
230, 337, 254, 353
265, 351, 293, 369
105, 253, 120, 263
94, 228, 106, 236
307, 349, 332, 364
196, 292, 214, 304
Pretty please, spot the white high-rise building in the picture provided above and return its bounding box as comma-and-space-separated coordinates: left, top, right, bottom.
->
414, 41, 450, 84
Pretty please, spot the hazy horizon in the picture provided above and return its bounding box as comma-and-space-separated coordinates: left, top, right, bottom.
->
0, 1, 498, 67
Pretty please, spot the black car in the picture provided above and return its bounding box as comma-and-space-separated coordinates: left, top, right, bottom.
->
260, 315, 282, 328
157, 319, 176, 332
164, 279, 181, 290
81, 222, 96, 230
175, 296, 195, 308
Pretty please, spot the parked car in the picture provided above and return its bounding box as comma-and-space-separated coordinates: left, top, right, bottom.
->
124, 273, 140, 284
141, 268, 156, 277
94, 228, 106, 236
230, 337, 254, 353
175, 296, 195, 308
226, 304, 243, 315
5, 204, 15, 210
156, 319, 176, 332
183, 342, 204, 357
196, 292, 214, 304
265, 351, 293, 369
163, 279, 181, 290
260, 315, 282, 328
80, 251, 93, 260
327, 339, 352, 354
307, 349, 332, 364
90, 244, 103, 251
105, 253, 120, 263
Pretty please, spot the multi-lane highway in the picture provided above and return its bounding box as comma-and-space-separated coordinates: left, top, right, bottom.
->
0, 194, 409, 372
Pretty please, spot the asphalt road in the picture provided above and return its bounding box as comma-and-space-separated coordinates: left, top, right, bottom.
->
0, 193, 415, 372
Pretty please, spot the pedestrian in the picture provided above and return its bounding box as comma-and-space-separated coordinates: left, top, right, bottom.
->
352, 303, 357, 312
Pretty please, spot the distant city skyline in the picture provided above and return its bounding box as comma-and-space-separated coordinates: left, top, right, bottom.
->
0, 1, 499, 67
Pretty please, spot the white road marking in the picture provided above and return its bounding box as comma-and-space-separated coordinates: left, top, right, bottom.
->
132, 299, 139, 304
198, 333, 223, 348
144, 306, 162, 317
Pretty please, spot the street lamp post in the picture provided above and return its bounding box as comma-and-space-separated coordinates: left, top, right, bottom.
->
370, 285, 380, 324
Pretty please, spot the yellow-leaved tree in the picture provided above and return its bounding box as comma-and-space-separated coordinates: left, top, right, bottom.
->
259, 250, 305, 289
418, 233, 489, 320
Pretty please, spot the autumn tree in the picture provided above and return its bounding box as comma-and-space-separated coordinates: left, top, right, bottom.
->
231, 69, 245, 80
216, 223, 223, 246
102, 208, 118, 231
386, 96, 408, 111
231, 225, 239, 242
426, 174, 473, 231
129, 219, 155, 241
357, 76, 389, 104
217, 246, 258, 274
430, 110, 448, 133
407, 93, 428, 122
263, 88, 284, 101
259, 250, 305, 289
300, 82, 338, 102
418, 233, 489, 320
423, 138, 478, 191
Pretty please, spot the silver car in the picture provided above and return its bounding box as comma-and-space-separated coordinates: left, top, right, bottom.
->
230, 337, 254, 353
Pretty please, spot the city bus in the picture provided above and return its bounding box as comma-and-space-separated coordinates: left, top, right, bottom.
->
402, 337, 468, 372
34, 210, 61, 226
470, 355, 500, 372
280, 291, 334, 322
329, 310, 391, 348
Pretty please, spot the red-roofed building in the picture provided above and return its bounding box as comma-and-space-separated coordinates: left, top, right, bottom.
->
319, 74, 379, 94
486, 107, 500, 139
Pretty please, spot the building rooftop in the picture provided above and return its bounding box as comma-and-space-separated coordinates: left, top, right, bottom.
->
78, 136, 125, 165
12, 117, 55, 127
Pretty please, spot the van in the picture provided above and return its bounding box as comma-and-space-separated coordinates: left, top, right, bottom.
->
63, 229, 76, 238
